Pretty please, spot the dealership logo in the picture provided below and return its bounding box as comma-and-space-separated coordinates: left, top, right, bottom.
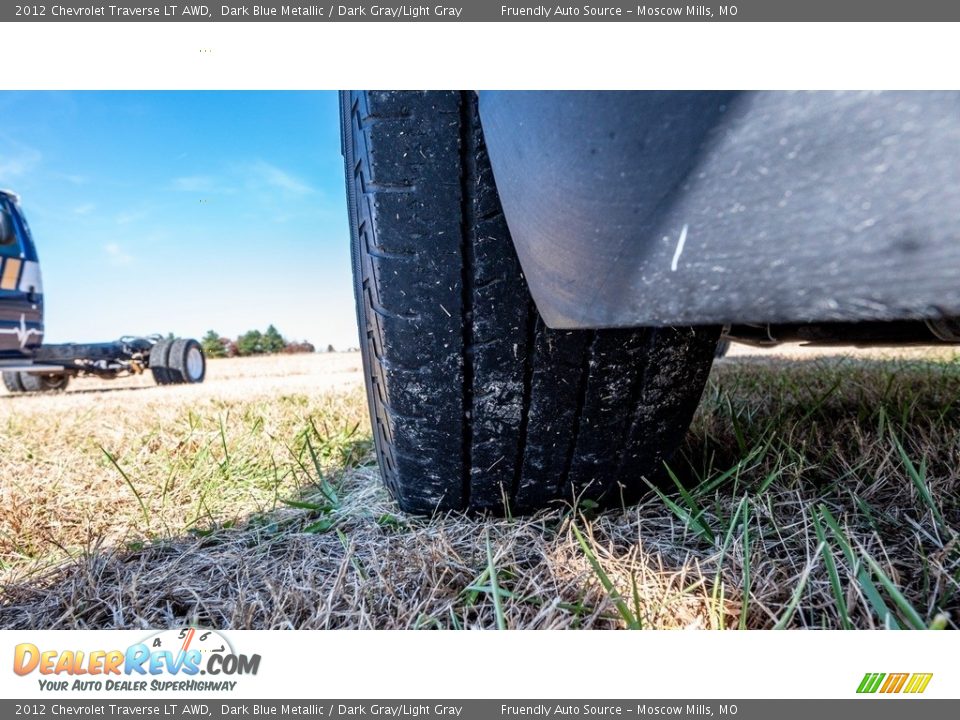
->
13, 628, 260, 692
857, 672, 933, 694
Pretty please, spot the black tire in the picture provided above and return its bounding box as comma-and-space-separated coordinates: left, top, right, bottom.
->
342, 90, 719, 515
150, 339, 174, 385
3, 371, 26, 393
166, 338, 206, 384
19, 372, 70, 393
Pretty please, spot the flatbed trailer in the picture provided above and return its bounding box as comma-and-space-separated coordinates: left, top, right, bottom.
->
1, 335, 205, 393
1, 189, 205, 394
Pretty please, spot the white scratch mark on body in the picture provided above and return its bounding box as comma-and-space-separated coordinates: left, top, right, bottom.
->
670, 224, 689, 272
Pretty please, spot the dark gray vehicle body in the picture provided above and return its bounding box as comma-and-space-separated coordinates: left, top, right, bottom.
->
478, 91, 960, 331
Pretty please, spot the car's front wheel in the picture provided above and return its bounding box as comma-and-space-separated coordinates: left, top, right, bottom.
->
341, 90, 719, 515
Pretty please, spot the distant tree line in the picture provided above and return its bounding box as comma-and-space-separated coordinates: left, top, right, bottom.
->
200, 325, 318, 358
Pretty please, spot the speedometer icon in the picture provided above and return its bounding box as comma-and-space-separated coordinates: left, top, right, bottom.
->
143, 628, 234, 657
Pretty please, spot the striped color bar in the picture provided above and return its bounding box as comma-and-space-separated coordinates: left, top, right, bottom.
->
857, 673, 885, 693
903, 673, 934, 694
879, 673, 909, 693
857, 672, 933, 694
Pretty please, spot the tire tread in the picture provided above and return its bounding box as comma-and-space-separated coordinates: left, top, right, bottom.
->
343, 90, 718, 514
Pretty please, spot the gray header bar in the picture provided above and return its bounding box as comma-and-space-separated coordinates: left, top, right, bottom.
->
2, 701, 959, 720
5, 1, 960, 22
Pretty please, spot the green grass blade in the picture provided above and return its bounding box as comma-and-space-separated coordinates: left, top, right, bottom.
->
571, 522, 640, 629
773, 547, 819, 629
819, 504, 901, 629
818, 506, 856, 565
302, 518, 337, 534
218, 414, 230, 477
859, 547, 926, 630
281, 498, 333, 512
891, 431, 944, 529
643, 478, 715, 544
710, 496, 747, 628
305, 436, 339, 505
811, 508, 851, 630
696, 443, 767, 496
929, 614, 948, 630
337, 528, 366, 580
102, 447, 150, 525
856, 570, 901, 630
739, 502, 751, 630
631, 572, 644, 630
463, 567, 490, 606
486, 531, 507, 630
665, 464, 708, 525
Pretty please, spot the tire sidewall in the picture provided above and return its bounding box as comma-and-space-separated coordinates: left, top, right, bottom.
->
172, 339, 206, 384
150, 339, 174, 385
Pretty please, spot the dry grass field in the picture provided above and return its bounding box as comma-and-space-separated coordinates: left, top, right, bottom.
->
1, 348, 958, 629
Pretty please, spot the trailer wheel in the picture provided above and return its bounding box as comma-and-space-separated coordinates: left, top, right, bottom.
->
19, 372, 70, 393
150, 339, 175, 385
166, 338, 206, 384
2, 371, 26, 393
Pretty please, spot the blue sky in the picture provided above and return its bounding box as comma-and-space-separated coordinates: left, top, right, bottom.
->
0, 91, 357, 349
